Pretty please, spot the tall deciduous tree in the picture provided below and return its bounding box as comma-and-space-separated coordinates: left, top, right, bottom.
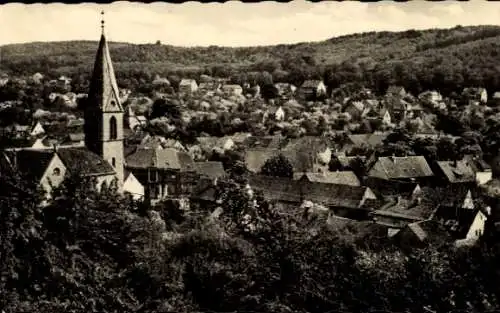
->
261, 154, 294, 178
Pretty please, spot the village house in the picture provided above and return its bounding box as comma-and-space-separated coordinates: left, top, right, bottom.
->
62, 133, 85, 147
432, 186, 489, 245
433, 159, 476, 186
367, 156, 435, 185
221, 84, 243, 96
463, 154, 492, 185
30, 121, 46, 137
340, 132, 389, 153
462, 87, 488, 105
123, 170, 145, 201
370, 193, 436, 229
196, 136, 235, 155
418, 90, 443, 103
198, 81, 222, 95
392, 220, 452, 249
298, 80, 327, 100
67, 118, 85, 132
179, 79, 198, 93
386, 85, 406, 98
264, 106, 285, 122
126, 106, 147, 132
247, 174, 377, 218
274, 83, 297, 97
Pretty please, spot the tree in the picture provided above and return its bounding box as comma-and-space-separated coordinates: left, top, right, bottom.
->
260, 154, 294, 178
150, 98, 181, 120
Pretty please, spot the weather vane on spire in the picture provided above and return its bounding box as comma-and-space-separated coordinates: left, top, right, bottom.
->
101, 10, 105, 34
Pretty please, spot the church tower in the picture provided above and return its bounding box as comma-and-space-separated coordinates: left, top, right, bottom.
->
84, 12, 124, 189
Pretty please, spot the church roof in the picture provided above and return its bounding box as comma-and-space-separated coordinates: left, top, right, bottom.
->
87, 33, 123, 112
56, 147, 116, 177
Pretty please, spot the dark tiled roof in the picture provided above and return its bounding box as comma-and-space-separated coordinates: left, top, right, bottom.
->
364, 177, 420, 198
248, 174, 303, 203
126, 147, 194, 170
436, 160, 475, 183
368, 156, 434, 180
57, 147, 115, 176
346, 133, 389, 147
192, 161, 226, 179
14, 149, 55, 181
248, 174, 374, 208
373, 198, 437, 221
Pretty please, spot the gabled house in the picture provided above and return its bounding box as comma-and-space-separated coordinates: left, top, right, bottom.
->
198, 81, 222, 94
434, 159, 476, 186
264, 106, 285, 122
196, 136, 235, 154
392, 220, 452, 249
367, 156, 434, 184
179, 79, 198, 93
340, 133, 389, 153
123, 170, 145, 201
30, 121, 45, 137
463, 154, 492, 185
247, 174, 376, 217
371, 195, 436, 229
432, 186, 488, 244
125, 147, 197, 203
274, 83, 297, 97
126, 106, 147, 131
298, 80, 327, 100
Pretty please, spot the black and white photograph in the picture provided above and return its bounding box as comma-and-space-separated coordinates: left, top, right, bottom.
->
2, 0, 500, 312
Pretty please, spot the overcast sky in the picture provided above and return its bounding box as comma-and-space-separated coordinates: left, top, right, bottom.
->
1, 0, 500, 47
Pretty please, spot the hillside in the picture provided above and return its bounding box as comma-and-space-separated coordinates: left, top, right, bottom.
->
3, 25, 500, 95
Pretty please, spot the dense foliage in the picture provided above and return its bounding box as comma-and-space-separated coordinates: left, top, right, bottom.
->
4, 25, 500, 97
1, 171, 500, 312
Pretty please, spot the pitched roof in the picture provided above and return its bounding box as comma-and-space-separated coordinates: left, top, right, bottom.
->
463, 155, 491, 172
346, 133, 389, 148
248, 174, 303, 203
192, 161, 226, 179
436, 160, 475, 183
56, 147, 115, 176
68, 133, 85, 142
179, 79, 197, 86
396, 220, 452, 243
293, 171, 360, 186
335, 155, 367, 168
373, 198, 437, 222
364, 178, 420, 198
431, 185, 472, 209
125, 147, 194, 170
14, 149, 56, 182
87, 34, 122, 112
301, 80, 323, 89
303, 183, 373, 208
368, 156, 434, 180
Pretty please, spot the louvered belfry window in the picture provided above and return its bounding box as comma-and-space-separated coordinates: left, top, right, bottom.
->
110, 116, 117, 140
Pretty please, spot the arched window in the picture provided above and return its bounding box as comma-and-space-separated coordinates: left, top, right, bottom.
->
53, 168, 61, 176
111, 157, 116, 167
109, 116, 117, 140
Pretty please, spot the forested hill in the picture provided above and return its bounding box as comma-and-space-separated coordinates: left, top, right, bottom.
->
3, 25, 500, 95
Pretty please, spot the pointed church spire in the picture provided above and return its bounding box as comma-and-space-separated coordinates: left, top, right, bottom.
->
87, 11, 122, 113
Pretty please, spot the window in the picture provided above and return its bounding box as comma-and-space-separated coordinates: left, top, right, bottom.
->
53, 167, 61, 176
109, 116, 117, 140
111, 157, 116, 167
111, 100, 116, 107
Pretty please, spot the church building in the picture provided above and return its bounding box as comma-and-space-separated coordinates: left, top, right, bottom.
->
0, 16, 126, 196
